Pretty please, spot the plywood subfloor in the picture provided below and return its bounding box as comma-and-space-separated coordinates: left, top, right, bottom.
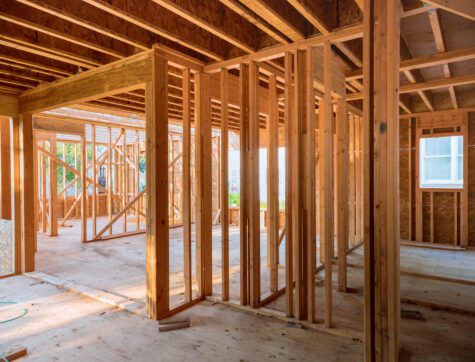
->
0, 275, 364, 362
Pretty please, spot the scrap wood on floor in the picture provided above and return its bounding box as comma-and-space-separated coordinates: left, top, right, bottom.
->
158, 315, 191, 332
0, 346, 27, 361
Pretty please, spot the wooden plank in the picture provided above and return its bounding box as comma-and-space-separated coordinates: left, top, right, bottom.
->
220, 68, 230, 301
1, 346, 27, 361
107, 127, 113, 236
49, 134, 58, 236
283, 52, 294, 318
363, 0, 401, 358
33, 118, 84, 135
122, 130, 127, 233
423, 0, 475, 21
305, 48, 316, 323
267, 73, 278, 294
145, 50, 169, 320
0, 94, 18, 117
248, 61, 260, 308
10, 117, 21, 274
408, 124, 412, 240
461, 119, 468, 246
354, 116, 362, 244
0, 117, 11, 220
348, 115, 356, 248
182, 68, 192, 303
195, 71, 213, 297
80, 134, 87, 242
320, 41, 334, 328
19, 51, 153, 113
91, 125, 97, 237
415, 127, 423, 242
239, 63, 250, 306
336, 99, 348, 293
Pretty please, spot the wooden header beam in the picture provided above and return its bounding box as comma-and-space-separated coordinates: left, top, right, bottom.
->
19, 50, 154, 113
203, 23, 363, 73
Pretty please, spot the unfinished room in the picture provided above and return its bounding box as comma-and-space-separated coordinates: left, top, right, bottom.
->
0, 0, 474, 361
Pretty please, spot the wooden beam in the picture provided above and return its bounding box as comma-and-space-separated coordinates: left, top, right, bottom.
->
347, 73, 475, 100
267, 74, 278, 294
363, 0, 401, 359
423, 0, 475, 21
203, 23, 364, 73
48, 134, 58, 236
220, 68, 230, 301
80, 134, 87, 242
195, 71, 213, 297
284, 52, 293, 318
346, 46, 475, 80
145, 50, 169, 320
19, 51, 153, 113
0, 94, 18, 117
336, 99, 348, 292
182, 67, 192, 303
0, 117, 11, 220
239, 63, 250, 306
320, 41, 334, 328
249, 61, 260, 308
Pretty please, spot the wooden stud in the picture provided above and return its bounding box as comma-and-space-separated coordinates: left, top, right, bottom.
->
267, 74, 278, 294
336, 99, 348, 293
249, 61, 260, 308
220, 68, 230, 301
348, 115, 356, 249
182, 67, 192, 302
107, 127, 113, 235
363, 0, 402, 358
49, 134, 58, 236
0, 117, 11, 220
80, 133, 87, 242
320, 41, 334, 328
195, 71, 213, 297
145, 49, 169, 320
239, 63, 250, 306
284, 52, 293, 318
92, 125, 97, 237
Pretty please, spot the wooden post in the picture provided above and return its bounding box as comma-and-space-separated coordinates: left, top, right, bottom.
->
123, 130, 127, 232
220, 68, 230, 301
11, 115, 35, 273
135, 130, 140, 230
0, 117, 11, 220
92, 125, 97, 237
80, 133, 87, 242
146, 50, 169, 320
348, 115, 356, 248
107, 127, 113, 235
49, 134, 58, 236
248, 61, 261, 308
195, 71, 213, 297
239, 63, 250, 306
363, 0, 401, 359
320, 41, 335, 328
182, 67, 192, 302
461, 120, 468, 246
267, 74, 279, 294
284, 52, 294, 318
336, 99, 349, 292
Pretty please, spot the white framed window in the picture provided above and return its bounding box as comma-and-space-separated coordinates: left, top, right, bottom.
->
419, 135, 463, 189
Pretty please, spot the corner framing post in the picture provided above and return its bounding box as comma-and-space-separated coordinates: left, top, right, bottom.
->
363, 0, 401, 360
146, 49, 170, 320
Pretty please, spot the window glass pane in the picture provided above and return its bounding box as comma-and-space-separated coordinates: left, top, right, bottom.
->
458, 156, 463, 180
424, 157, 451, 180
424, 137, 451, 156
457, 136, 463, 155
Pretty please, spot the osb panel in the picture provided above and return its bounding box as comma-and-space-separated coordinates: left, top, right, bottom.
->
432, 192, 456, 244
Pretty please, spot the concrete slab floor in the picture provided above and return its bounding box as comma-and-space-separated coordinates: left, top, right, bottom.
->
0, 276, 363, 362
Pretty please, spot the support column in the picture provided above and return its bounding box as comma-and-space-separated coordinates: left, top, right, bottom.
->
363, 0, 401, 360
146, 49, 169, 320
11, 115, 35, 273
195, 71, 212, 298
